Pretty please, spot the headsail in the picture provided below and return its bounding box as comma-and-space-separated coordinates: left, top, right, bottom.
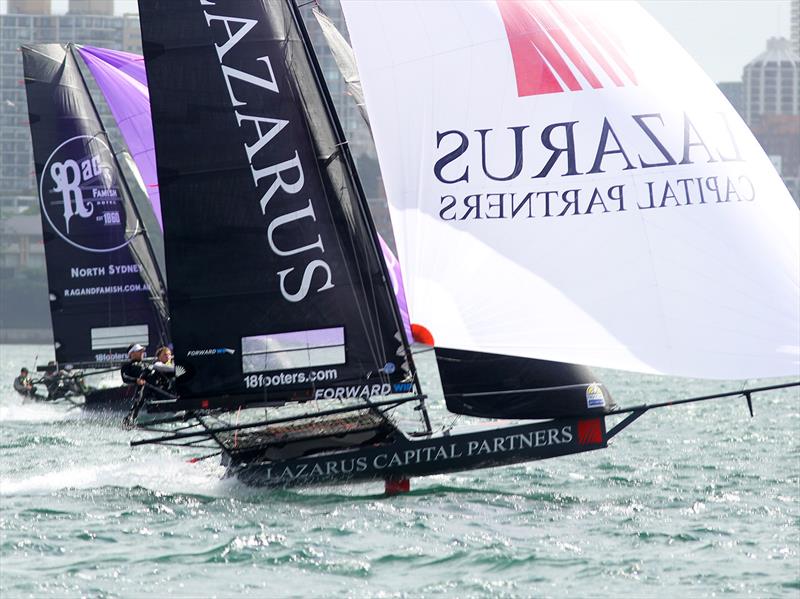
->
138, 0, 415, 409
342, 0, 800, 380
22, 44, 169, 366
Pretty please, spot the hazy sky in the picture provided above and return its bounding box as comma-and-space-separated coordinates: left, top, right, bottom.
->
641, 0, 791, 81
1, 0, 793, 82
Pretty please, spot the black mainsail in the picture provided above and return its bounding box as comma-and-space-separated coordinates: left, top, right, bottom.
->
22, 44, 168, 367
138, 0, 414, 410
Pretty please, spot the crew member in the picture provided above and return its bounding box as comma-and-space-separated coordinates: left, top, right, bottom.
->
121, 343, 149, 387
13, 367, 37, 399
41, 361, 64, 400
151, 346, 175, 394
121, 343, 152, 429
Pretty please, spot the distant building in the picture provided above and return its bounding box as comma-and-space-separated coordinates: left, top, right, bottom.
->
751, 114, 800, 205
0, 215, 45, 270
68, 0, 113, 15
7, 0, 51, 14
0, 194, 36, 216
0, 214, 50, 339
717, 81, 744, 119
0, 3, 142, 197
121, 13, 142, 54
742, 37, 799, 126
741, 37, 800, 205
792, 0, 799, 58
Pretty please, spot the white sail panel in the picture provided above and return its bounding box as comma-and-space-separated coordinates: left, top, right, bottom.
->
341, 0, 800, 379
91, 324, 149, 350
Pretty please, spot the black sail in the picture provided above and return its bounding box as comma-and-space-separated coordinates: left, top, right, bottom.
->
22, 44, 169, 367
138, 0, 412, 408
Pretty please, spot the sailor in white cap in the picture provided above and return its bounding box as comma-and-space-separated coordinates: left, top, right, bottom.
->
120, 343, 149, 387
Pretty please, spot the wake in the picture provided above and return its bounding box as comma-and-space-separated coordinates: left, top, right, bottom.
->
0, 400, 76, 424
0, 452, 226, 497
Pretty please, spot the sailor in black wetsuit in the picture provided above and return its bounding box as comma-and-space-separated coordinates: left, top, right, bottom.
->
41, 362, 61, 398
151, 346, 176, 394
121, 343, 151, 428
41, 361, 74, 400
120, 343, 149, 387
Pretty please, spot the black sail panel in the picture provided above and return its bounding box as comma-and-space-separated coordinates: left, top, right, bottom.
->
436, 348, 616, 419
138, 0, 411, 407
22, 44, 168, 366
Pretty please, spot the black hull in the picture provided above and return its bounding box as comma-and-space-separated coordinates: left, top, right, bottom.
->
227, 417, 608, 488
83, 385, 137, 412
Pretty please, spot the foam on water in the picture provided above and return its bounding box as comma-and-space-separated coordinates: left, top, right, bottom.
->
1, 453, 227, 497
0, 401, 75, 424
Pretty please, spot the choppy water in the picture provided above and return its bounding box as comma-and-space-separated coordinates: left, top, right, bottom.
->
1, 344, 798, 598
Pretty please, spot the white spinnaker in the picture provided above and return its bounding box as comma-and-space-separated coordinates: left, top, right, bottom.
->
341, 0, 800, 379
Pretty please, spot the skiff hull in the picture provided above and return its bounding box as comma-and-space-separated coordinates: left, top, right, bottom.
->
227, 417, 608, 488
83, 385, 136, 413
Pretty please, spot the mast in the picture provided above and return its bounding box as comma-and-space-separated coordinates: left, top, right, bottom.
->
289, 0, 429, 427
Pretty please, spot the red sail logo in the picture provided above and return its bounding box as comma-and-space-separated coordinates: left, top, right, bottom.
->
497, 0, 638, 97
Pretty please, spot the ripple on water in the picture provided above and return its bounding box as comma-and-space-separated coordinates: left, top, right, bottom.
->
0, 355, 798, 598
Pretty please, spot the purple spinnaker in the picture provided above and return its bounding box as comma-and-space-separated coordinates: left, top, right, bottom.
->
77, 45, 161, 230
77, 45, 413, 341
379, 235, 413, 342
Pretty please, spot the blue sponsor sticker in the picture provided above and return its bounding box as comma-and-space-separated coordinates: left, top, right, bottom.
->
586, 383, 606, 408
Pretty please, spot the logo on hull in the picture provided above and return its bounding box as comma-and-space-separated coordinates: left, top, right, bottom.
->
585, 383, 606, 408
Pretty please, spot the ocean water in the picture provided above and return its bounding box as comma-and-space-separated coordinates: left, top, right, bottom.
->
1, 344, 798, 598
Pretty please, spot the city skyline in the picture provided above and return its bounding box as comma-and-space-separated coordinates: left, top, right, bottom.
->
0, 1, 793, 82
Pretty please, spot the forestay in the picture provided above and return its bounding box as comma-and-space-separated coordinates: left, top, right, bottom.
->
342, 0, 800, 379
138, 0, 414, 408
21, 44, 168, 366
